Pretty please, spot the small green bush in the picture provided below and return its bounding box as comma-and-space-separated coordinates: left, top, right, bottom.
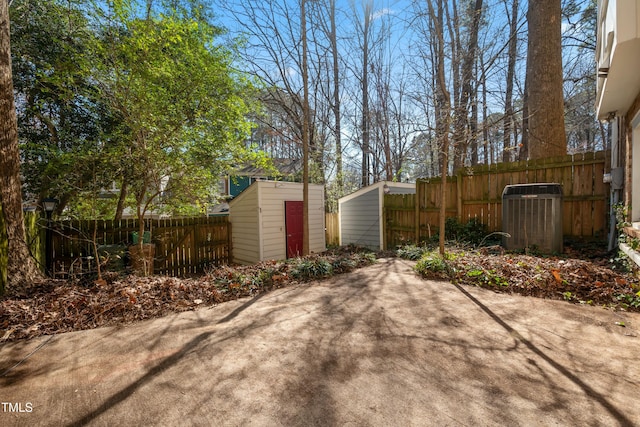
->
414, 251, 452, 279
290, 258, 334, 280
446, 217, 487, 245
444, 217, 464, 241
428, 217, 488, 246
332, 257, 357, 273
353, 252, 377, 265
397, 244, 429, 260
617, 291, 640, 309
466, 268, 509, 287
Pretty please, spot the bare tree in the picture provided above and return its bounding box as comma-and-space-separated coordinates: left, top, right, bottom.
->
223, 0, 318, 255
503, 0, 519, 162
421, 0, 452, 256
301, 0, 310, 255
359, 0, 373, 186
328, 0, 343, 194
451, 0, 483, 171
344, 0, 414, 185
562, 0, 603, 153
388, 65, 417, 181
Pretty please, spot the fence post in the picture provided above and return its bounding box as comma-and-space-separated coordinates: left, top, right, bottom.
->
414, 185, 420, 243
192, 219, 198, 274
382, 203, 387, 250
227, 221, 232, 264
456, 170, 463, 222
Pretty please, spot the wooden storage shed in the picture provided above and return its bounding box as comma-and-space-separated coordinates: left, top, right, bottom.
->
339, 181, 415, 250
229, 181, 326, 264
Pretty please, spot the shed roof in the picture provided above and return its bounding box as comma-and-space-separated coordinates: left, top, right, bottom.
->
338, 181, 415, 204
234, 158, 302, 177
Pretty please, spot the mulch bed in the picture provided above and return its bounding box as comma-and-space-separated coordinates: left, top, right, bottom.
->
453, 253, 637, 304
2, 244, 638, 343
0, 247, 376, 343
419, 244, 640, 311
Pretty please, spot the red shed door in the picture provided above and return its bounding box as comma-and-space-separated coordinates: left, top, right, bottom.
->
285, 201, 303, 258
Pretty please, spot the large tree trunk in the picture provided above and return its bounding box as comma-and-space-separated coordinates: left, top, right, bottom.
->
470, 87, 478, 165
448, 2, 462, 171
0, 0, 43, 291
525, 0, 566, 159
503, 0, 518, 163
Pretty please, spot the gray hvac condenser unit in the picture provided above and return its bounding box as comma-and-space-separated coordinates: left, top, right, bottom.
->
502, 183, 563, 253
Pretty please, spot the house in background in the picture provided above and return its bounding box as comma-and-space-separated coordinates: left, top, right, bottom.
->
228, 180, 325, 264
339, 181, 416, 250
210, 158, 301, 216
221, 158, 301, 198
596, 0, 640, 265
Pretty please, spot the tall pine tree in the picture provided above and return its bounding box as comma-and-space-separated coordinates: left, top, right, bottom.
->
0, 0, 43, 292
524, 0, 567, 159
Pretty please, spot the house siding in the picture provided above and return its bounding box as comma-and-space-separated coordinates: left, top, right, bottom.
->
626, 93, 640, 222
597, 0, 640, 257
229, 176, 252, 197
340, 187, 381, 249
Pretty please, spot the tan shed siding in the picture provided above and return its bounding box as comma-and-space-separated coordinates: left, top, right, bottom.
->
229, 186, 260, 264
260, 183, 290, 260
260, 182, 326, 259
231, 181, 326, 263
309, 185, 326, 253
262, 230, 286, 260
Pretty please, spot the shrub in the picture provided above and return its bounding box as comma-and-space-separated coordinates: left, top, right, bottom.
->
429, 217, 488, 246
357, 252, 377, 265
444, 217, 464, 241
397, 244, 429, 260
466, 268, 509, 287
448, 217, 487, 245
414, 251, 452, 279
331, 257, 357, 273
290, 258, 334, 280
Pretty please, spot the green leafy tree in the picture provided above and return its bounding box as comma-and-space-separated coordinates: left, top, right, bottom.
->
91, 0, 261, 232
10, 0, 116, 214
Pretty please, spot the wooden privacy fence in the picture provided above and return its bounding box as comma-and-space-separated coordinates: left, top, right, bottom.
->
385, 151, 609, 248
325, 212, 339, 246
50, 216, 231, 277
